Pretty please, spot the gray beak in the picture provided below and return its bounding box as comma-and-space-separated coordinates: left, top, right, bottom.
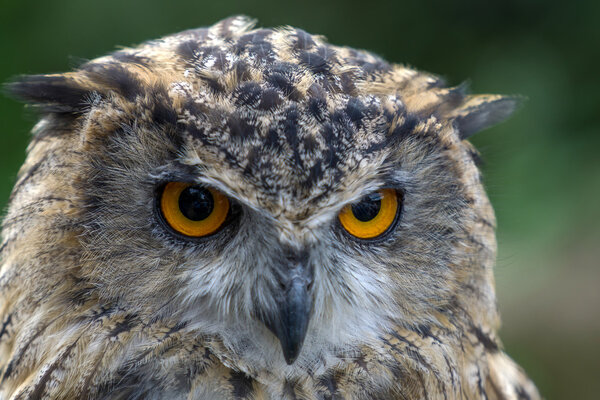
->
261, 253, 313, 365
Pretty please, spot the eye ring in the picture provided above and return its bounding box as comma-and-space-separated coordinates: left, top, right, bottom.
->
159, 182, 230, 238
338, 188, 401, 240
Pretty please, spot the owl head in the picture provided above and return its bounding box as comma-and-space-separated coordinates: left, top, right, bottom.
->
6, 16, 518, 369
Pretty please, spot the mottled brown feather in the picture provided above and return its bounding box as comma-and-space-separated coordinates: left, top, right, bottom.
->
1, 16, 538, 399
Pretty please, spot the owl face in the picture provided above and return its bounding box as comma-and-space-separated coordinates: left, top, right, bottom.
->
73, 92, 486, 368
7, 16, 513, 369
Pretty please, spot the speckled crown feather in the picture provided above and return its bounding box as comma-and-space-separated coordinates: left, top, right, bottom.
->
9, 16, 517, 208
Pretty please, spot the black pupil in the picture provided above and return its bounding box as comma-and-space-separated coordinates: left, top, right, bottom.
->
351, 192, 382, 222
178, 186, 214, 221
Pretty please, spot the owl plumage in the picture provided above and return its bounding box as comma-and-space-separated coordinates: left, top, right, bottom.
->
0, 16, 539, 399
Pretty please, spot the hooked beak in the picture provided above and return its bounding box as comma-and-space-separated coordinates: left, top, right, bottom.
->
261, 256, 313, 365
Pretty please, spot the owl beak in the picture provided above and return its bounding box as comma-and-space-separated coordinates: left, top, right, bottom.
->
262, 262, 313, 365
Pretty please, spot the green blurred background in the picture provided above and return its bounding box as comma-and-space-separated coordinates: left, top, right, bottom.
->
1, 0, 598, 398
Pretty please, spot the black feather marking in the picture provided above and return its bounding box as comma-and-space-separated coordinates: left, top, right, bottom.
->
515, 385, 533, 400
27, 339, 79, 399
0, 314, 12, 340
187, 124, 206, 140
6, 75, 89, 112
264, 127, 283, 150
293, 29, 316, 50
299, 51, 331, 75
467, 147, 484, 167
456, 96, 522, 139
308, 97, 327, 122
182, 96, 209, 118
388, 112, 418, 145
344, 98, 366, 127
307, 83, 328, 122
283, 105, 303, 166
149, 86, 178, 126
227, 114, 254, 141
471, 326, 499, 352
305, 162, 323, 187
152, 102, 178, 126
235, 30, 274, 62
242, 146, 260, 176
258, 88, 282, 110
1, 316, 61, 382
320, 123, 341, 170
267, 70, 300, 100
200, 73, 225, 93
109, 314, 138, 337
317, 371, 339, 397
82, 62, 144, 101
234, 82, 262, 107
302, 134, 318, 153
331, 109, 356, 143
340, 71, 358, 96
316, 46, 337, 64
176, 40, 200, 63
229, 371, 254, 398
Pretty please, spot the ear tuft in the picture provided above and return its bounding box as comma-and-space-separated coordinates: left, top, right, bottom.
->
452, 94, 524, 139
5, 73, 90, 113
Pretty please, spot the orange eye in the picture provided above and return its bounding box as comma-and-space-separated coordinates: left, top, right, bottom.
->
160, 182, 230, 237
338, 189, 400, 239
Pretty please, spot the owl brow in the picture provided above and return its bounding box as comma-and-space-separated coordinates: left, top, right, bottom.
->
152, 162, 252, 207
338, 175, 403, 209
371, 157, 406, 188
149, 162, 202, 184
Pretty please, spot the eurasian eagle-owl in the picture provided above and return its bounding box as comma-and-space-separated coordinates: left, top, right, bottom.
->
0, 17, 540, 399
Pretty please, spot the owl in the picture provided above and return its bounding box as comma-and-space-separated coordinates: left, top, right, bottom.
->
0, 16, 540, 399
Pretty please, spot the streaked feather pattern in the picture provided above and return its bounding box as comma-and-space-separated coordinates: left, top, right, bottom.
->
1, 16, 539, 399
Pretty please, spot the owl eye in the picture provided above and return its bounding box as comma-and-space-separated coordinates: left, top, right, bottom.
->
338, 188, 401, 239
159, 182, 230, 237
